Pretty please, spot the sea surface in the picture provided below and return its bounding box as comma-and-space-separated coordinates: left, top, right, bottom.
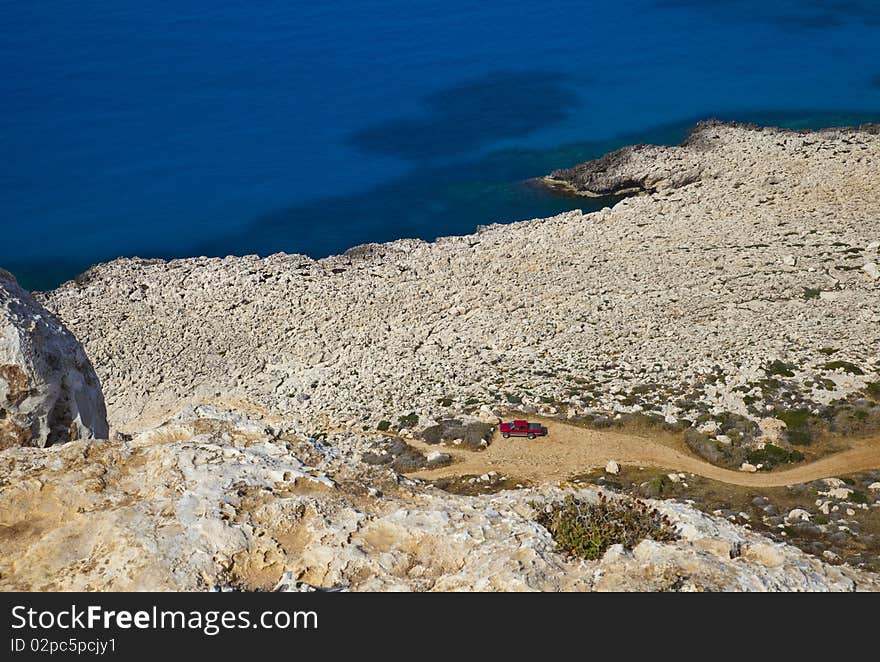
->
2, 1, 880, 290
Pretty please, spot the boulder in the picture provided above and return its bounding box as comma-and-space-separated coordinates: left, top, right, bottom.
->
757, 417, 787, 444
786, 508, 812, 523
605, 460, 620, 475
476, 405, 500, 425
697, 420, 721, 435
0, 269, 108, 448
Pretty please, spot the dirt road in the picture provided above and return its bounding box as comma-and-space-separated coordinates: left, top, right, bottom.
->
409, 416, 880, 487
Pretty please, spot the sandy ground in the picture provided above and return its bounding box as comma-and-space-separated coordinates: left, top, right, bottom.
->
409, 416, 880, 487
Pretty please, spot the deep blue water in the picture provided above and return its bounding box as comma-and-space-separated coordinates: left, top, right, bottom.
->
2, 1, 880, 290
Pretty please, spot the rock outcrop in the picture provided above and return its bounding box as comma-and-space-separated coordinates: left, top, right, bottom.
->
0, 269, 108, 448
1, 407, 874, 591
543, 141, 702, 196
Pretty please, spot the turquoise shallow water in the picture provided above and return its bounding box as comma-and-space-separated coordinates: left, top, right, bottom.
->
2, 1, 879, 290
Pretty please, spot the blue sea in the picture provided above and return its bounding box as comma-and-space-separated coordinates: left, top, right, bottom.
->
3, 1, 880, 290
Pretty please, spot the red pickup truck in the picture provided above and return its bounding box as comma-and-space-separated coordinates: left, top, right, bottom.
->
500, 420, 548, 439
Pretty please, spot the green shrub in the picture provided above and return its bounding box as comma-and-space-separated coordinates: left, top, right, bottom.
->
785, 428, 813, 445
823, 360, 864, 375
376, 420, 392, 432
397, 413, 419, 429
504, 392, 523, 404
746, 444, 804, 469
420, 419, 493, 450
535, 494, 678, 560
777, 408, 816, 445
764, 360, 795, 377
684, 429, 733, 466
865, 382, 880, 401
778, 409, 810, 428
802, 288, 821, 300
850, 490, 868, 504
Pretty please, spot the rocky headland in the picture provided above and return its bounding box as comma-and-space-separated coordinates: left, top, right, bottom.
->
2, 120, 879, 591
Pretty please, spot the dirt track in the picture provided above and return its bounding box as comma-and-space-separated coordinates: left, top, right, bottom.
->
409, 416, 880, 487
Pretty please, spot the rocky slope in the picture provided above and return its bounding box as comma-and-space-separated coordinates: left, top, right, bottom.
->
2, 120, 879, 591
2, 406, 876, 591
0, 269, 108, 448
42, 122, 880, 443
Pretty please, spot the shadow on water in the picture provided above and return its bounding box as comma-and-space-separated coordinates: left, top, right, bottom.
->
7, 106, 880, 292
190, 108, 880, 261
346, 70, 583, 164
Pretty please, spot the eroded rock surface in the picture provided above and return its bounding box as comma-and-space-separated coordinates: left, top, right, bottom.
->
41, 122, 880, 441
0, 269, 108, 448
1, 407, 874, 591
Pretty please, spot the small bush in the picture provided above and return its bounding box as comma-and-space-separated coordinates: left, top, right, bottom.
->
420, 419, 493, 450
850, 490, 868, 505
397, 413, 419, 429
535, 494, 678, 560
785, 428, 813, 445
747, 444, 804, 469
777, 408, 815, 445
764, 360, 795, 377
802, 288, 821, 299
684, 429, 740, 466
504, 392, 523, 404
637, 476, 676, 499
865, 382, 880, 401
823, 360, 864, 375
376, 420, 392, 432
777, 409, 810, 428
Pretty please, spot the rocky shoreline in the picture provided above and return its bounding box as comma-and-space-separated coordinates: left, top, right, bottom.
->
44, 121, 880, 462
2, 120, 880, 591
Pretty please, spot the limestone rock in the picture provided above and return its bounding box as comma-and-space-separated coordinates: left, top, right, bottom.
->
0, 270, 108, 448
741, 543, 785, 568
1, 408, 876, 592
786, 508, 811, 523
698, 420, 721, 435
757, 417, 787, 443
605, 460, 620, 474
